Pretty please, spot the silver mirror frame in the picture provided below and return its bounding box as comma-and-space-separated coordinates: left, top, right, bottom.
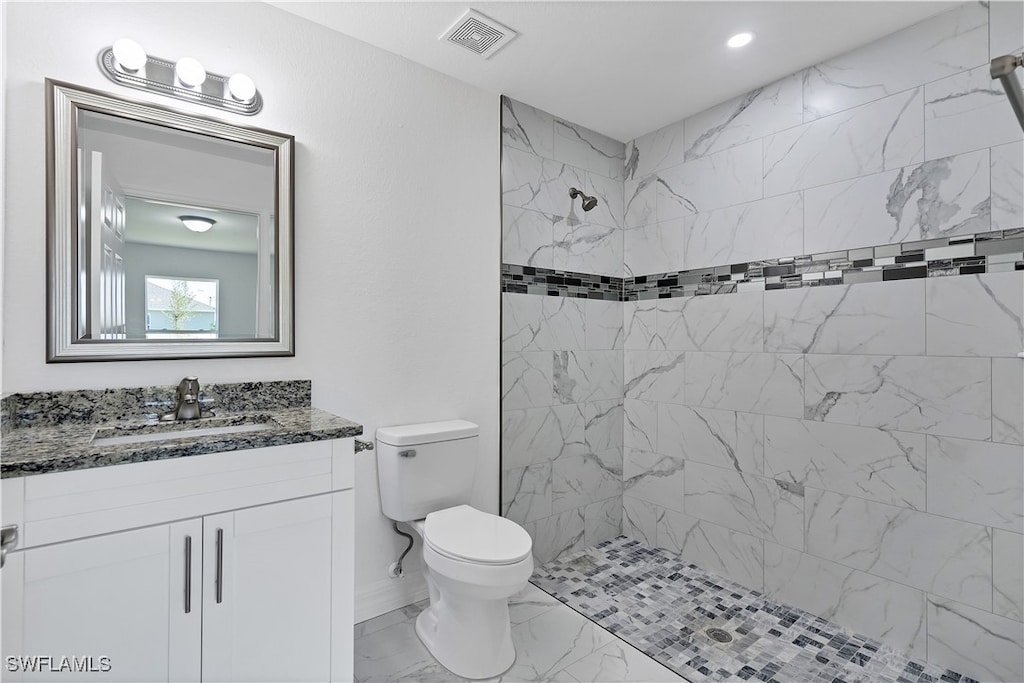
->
46, 79, 294, 362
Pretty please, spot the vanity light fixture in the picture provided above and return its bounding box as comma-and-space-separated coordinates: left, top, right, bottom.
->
179, 215, 216, 233
98, 39, 263, 115
727, 32, 754, 48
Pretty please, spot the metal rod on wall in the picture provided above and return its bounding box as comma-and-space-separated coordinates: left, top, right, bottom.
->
991, 53, 1024, 131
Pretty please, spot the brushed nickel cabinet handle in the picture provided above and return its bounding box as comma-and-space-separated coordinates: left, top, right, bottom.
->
184, 535, 192, 614
215, 528, 224, 604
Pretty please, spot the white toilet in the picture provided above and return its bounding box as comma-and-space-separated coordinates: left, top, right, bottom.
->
376, 420, 533, 680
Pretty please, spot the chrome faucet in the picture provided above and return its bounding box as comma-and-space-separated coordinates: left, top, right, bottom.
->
160, 376, 205, 421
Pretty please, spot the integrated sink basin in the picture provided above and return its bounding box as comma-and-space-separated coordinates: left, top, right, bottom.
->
91, 415, 280, 447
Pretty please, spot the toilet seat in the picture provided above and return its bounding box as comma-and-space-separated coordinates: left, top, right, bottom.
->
423, 505, 532, 566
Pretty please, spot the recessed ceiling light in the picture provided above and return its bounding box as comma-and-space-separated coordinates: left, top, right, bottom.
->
727, 32, 754, 48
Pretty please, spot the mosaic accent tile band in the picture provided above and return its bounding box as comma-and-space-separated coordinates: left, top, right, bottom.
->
501, 228, 1024, 301
533, 536, 976, 683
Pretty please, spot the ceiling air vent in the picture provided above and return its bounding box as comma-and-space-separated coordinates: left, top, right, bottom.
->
440, 9, 517, 59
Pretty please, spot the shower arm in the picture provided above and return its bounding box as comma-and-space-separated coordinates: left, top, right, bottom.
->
991, 53, 1024, 132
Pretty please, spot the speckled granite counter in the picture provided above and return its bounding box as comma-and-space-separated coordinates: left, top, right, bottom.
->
0, 380, 363, 478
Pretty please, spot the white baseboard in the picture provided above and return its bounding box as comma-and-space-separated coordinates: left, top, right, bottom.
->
354, 571, 430, 624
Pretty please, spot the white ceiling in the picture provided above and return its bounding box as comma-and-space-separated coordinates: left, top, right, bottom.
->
268, 1, 958, 142
125, 197, 259, 254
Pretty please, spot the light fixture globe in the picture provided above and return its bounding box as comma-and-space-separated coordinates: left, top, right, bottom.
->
228, 73, 257, 103
179, 215, 215, 233
727, 32, 755, 48
112, 38, 147, 72
175, 57, 207, 88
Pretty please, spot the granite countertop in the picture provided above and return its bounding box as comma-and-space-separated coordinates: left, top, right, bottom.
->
0, 381, 363, 478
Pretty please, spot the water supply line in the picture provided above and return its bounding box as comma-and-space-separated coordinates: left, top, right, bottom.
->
991, 53, 1024, 131
389, 522, 415, 578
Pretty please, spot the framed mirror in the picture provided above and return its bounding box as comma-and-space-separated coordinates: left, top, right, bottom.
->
46, 79, 294, 361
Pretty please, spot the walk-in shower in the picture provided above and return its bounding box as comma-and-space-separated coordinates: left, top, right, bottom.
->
992, 52, 1024, 130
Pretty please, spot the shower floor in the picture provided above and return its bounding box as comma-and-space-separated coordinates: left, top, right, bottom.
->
533, 536, 975, 683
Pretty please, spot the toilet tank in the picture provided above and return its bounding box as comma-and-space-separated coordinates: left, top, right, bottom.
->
376, 420, 479, 522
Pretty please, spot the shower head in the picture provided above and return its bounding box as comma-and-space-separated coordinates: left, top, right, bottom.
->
569, 187, 598, 212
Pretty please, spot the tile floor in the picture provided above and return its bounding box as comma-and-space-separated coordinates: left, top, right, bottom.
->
355, 537, 976, 683
353, 582, 684, 682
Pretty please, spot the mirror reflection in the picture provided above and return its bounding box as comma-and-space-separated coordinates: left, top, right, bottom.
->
76, 110, 277, 343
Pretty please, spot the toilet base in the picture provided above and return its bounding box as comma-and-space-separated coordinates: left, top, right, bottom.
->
414, 590, 517, 680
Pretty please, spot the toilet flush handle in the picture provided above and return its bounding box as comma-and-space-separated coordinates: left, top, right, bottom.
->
399, 449, 417, 458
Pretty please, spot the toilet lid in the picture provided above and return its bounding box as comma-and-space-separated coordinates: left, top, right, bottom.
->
424, 505, 532, 565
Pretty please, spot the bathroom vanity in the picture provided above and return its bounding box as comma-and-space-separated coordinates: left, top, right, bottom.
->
0, 381, 361, 682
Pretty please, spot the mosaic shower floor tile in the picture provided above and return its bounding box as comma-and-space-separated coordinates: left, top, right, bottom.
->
533, 536, 975, 683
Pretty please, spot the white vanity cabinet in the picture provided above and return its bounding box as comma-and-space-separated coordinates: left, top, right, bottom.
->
1, 438, 355, 683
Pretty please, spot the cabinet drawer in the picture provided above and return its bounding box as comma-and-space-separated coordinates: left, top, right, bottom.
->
17, 439, 353, 548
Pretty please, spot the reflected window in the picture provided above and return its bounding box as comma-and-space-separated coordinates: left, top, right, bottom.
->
144, 277, 219, 339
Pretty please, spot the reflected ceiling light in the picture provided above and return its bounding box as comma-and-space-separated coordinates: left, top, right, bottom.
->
179, 215, 216, 233
227, 73, 257, 103
175, 57, 207, 88
112, 38, 147, 72
727, 32, 754, 48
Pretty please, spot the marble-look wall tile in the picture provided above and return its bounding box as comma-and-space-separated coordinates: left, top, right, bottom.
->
502, 205, 556, 268
926, 271, 1024, 357
685, 352, 804, 418
552, 221, 622, 278
926, 595, 1024, 683
993, 357, 1024, 445
502, 293, 586, 352
502, 146, 585, 217
805, 489, 992, 610
992, 141, 1024, 231
926, 435, 1023, 533
683, 193, 803, 270
502, 463, 552, 524
623, 399, 658, 452
803, 149, 991, 253
584, 496, 623, 547
659, 290, 764, 352
993, 528, 1024, 621
991, 0, 1024, 58
624, 350, 685, 403
624, 174, 657, 229
554, 350, 623, 404
554, 118, 625, 181
764, 279, 925, 355
502, 404, 586, 469
624, 218, 685, 277
658, 509, 765, 590
526, 507, 586, 565
684, 461, 804, 549
553, 450, 622, 513
763, 88, 924, 196
584, 299, 623, 350
623, 300, 662, 350
584, 400, 623, 454
684, 73, 803, 161
622, 495, 659, 546
624, 120, 684, 181
802, 3, 987, 121
585, 171, 624, 230
502, 97, 554, 158
623, 449, 685, 512
764, 417, 926, 509
502, 351, 555, 409
804, 354, 991, 439
659, 403, 763, 474
764, 542, 927, 659
658, 140, 763, 219
924, 63, 1024, 161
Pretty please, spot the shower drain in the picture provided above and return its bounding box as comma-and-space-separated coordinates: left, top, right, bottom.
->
704, 627, 734, 643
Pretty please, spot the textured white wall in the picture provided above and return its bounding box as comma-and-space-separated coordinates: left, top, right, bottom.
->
2, 1, 499, 619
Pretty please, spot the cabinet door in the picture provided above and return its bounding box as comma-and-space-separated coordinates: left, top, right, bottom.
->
11, 521, 201, 682
202, 495, 333, 682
